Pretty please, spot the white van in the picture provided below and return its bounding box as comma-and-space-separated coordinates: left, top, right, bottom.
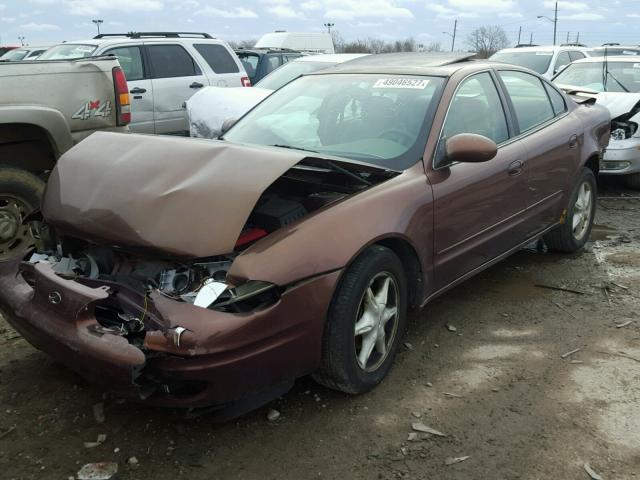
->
255, 32, 335, 54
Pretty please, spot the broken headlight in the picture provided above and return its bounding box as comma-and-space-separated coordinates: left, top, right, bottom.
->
611, 119, 638, 141
210, 280, 280, 313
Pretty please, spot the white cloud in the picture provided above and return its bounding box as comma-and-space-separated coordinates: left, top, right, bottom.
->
19, 22, 61, 31
64, 0, 163, 15
301, 1, 322, 10
268, 5, 304, 18
324, 0, 413, 20
499, 12, 523, 18
626, 13, 640, 18
195, 6, 258, 18
559, 12, 605, 20
1, 16, 15, 22
0, 3, 4, 11
543, 1, 588, 11
426, 3, 478, 19
448, 0, 513, 9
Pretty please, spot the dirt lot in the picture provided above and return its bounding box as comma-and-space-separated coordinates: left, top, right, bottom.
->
0, 179, 639, 480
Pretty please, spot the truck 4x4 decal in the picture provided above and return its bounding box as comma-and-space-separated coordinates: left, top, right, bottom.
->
72, 100, 112, 120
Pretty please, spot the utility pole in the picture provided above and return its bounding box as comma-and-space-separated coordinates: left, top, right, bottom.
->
517, 26, 522, 44
553, 1, 558, 45
530, 32, 533, 45
576, 32, 580, 43
92, 19, 103, 35
18, 36, 25, 46
323, 22, 334, 34
443, 19, 458, 52
566, 31, 570, 43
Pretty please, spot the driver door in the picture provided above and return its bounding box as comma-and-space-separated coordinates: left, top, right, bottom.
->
427, 71, 529, 290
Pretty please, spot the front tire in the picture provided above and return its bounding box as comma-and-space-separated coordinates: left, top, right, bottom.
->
313, 245, 407, 394
0, 167, 44, 261
544, 167, 596, 252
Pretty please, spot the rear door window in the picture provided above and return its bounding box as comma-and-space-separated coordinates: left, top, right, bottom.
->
568, 51, 585, 62
237, 52, 259, 78
147, 44, 200, 78
104, 46, 145, 81
554, 51, 571, 73
499, 71, 555, 133
265, 55, 283, 74
193, 43, 239, 74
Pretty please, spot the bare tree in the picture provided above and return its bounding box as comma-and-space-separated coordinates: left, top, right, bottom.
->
228, 39, 257, 49
424, 41, 443, 52
465, 26, 509, 58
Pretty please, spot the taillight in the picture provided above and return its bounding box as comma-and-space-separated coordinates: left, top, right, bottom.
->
112, 66, 131, 126
241, 76, 251, 87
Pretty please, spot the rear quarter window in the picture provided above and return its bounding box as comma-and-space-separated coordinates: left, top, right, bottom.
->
193, 44, 239, 74
147, 44, 201, 78
544, 83, 567, 116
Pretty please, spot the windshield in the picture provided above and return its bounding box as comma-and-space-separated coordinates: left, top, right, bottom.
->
490, 51, 553, 74
0, 49, 29, 61
554, 61, 640, 93
224, 74, 445, 169
256, 61, 336, 91
38, 44, 97, 60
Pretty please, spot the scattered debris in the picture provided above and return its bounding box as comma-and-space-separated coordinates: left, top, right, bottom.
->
426, 382, 433, 387
411, 411, 422, 419
407, 432, 419, 441
411, 422, 446, 437
92, 402, 105, 424
561, 348, 581, 359
610, 281, 629, 291
584, 463, 604, 480
597, 350, 640, 364
535, 284, 586, 295
615, 320, 633, 328
446, 324, 457, 332
570, 360, 584, 364
443, 392, 463, 398
603, 286, 612, 305
84, 434, 107, 449
0, 426, 15, 440
491, 388, 500, 393
501, 313, 509, 318
445, 456, 470, 466
404, 342, 413, 351
267, 409, 281, 422
127, 456, 139, 469
549, 299, 578, 319
400, 447, 408, 456
77, 462, 118, 480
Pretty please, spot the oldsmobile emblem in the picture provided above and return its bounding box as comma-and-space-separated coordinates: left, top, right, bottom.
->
48, 291, 62, 305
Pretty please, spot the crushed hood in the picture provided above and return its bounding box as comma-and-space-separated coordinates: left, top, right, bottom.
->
558, 84, 640, 119
42, 132, 311, 257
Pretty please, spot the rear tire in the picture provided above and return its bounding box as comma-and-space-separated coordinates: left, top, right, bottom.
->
624, 173, 640, 190
313, 245, 407, 394
0, 167, 44, 261
544, 167, 596, 252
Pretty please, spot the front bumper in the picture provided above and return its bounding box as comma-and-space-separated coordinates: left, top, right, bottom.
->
0, 260, 341, 408
601, 138, 640, 175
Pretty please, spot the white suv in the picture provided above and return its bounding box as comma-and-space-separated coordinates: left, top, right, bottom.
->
39, 32, 249, 134
490, 45, 589, 79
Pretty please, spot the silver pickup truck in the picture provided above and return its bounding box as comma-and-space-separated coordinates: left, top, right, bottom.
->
0, 56, 130, 261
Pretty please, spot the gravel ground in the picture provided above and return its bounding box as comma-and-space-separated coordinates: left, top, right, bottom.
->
0, 179, 638, 480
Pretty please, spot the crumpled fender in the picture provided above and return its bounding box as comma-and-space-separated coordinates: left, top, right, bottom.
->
228, 164, 433, 287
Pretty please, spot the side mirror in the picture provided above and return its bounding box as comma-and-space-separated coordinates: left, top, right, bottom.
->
445, 133, 498, 164
219, 117, 238, 137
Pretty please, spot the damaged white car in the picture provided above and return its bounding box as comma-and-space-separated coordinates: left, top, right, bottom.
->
554, 56, 640, 188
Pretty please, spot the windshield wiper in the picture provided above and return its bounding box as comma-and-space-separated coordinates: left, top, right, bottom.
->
270, 144, 372, 186
606, 71, 630, 93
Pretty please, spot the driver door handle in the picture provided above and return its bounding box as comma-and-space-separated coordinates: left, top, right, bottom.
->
568, 134, 578, 149
190, 82, 204, 89
130, 87, 146, 94
508, 160, 524, 176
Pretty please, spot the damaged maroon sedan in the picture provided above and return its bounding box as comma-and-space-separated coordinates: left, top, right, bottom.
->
0, 54, 610, 415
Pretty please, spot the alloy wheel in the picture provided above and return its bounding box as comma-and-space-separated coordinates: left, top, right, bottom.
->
572, 181, 593, 241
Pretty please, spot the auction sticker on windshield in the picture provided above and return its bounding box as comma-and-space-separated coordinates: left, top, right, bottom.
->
373, 78, 429, 89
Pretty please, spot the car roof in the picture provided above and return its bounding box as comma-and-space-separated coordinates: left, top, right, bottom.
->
313, 52, 480, 76
235, 48, 301, 54
293, 53, 369, 64
54, 37, 225, 48
572, 55, 640, 63
495, 45, 586, 54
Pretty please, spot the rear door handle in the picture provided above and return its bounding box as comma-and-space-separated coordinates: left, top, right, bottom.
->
190, 82, 204, 89
569, 134, 578, 149
130, 87, 146, 94
508, 160, 524, 176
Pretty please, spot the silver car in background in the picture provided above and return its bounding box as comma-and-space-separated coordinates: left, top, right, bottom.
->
554, 56, 640, 188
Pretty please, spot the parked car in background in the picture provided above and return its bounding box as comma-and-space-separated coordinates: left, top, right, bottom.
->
554, 56, 640, 188
588, 44, 640, 56
235, 47, 303, 85
39, 32, 249, 135
0, 55, 129, 261
255, 31, 335, 54
0, 53, 609, 417
0, 46, 19, 56
490, 45, 589, 79
188, 53, 369, 139
0, 45, 50, 61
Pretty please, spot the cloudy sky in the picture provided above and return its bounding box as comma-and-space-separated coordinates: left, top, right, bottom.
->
0, 0, 637, 48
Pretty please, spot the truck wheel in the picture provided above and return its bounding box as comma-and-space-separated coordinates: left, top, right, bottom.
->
0, 167, 45, 261
313, 245, 407, 394
544, 167, 596, 252
624, 173, 640, 190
